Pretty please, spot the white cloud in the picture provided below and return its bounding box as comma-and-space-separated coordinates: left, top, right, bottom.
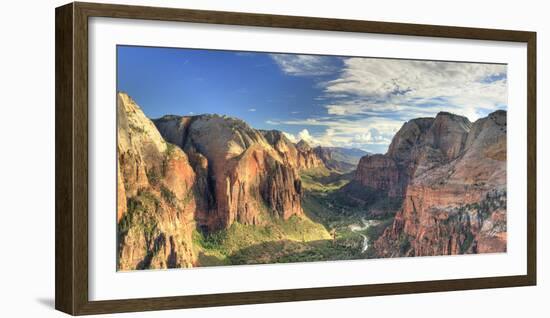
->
282, 129, 320, 145
248, 108, 256, 112
297, 129, 316, 144
279, 116, 402, 136
352, 129, 393, 145
270, 54, 338, 76
277, 116, 403, 152
270, 57, 507, 153
282, 132, 298, 143
323, 58, 507, 121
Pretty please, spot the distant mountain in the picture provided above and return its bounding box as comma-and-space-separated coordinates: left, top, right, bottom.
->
260, 131, 325, 171
116, 91, 506, 269
117, 93, 330, 270
314, 146, 370, 173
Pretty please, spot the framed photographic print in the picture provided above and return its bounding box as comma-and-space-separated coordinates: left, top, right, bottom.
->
55, 2, 537, 315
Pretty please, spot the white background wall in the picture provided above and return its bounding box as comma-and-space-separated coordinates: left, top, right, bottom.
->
0, 0, 547, 316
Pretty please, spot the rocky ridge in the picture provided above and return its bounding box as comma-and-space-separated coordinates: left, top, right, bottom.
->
260, 130, 325, 171
117, 92, 334, 270
368, 111, 507, 256
116, 89, 507, 269
117, 93, 198, 270
154, 115, 307, 233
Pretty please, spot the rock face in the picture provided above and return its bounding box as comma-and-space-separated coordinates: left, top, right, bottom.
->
154, 115, 304, 232
295, 140, 325, 170
261, 130, 325, 171
355, 154, 400, 197
117, 93, 198, 270
346, 113, 474, 205
372, 111, 507, 257
117, 93, 334, 270
116, 88, 506, 268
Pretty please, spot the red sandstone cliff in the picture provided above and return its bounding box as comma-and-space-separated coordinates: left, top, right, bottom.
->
154, 115, 304, 232
118, 93, 325, 269
373, 110, 507, 256
295, 140, 325, 170
116, 88, 506, 267
117, 93, 198, 270
261, 130, 325, 171
354, 154, 400, 197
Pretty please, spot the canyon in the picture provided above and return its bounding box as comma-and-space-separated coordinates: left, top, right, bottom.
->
117, 92, 507, 270
369, 111, 507, 256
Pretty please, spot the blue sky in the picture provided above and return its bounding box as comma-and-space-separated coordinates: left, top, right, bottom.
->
117, 45, 507, 153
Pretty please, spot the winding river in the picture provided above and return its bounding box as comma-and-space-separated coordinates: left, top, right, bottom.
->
349, 218, 379, 253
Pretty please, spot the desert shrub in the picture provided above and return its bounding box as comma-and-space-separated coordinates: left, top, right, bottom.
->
165, 142, 176, 155
146, 168, 160, 186
160, 185, 177, 206
398, 234, 411, 255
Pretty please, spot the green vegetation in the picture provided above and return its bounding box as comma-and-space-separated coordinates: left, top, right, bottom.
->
459, 231, 474, 254
364, 217, 394, 241
160, 185, 177, 207
299, 170, 361, 227
165, 142, 177, 156
192, 231, 231, 266
121, 165, 402, 268
302, 193, 360, 229
121, 174, 505, 267
398, 233, 411, 255
329, 182, 402, 219
298, 166, 410, 261
117, 190, 161, 259
145, 168, 161, 186
121, 192, 159, 231
193, 214, 332, 266
298, 169, 400, 262
300, 168, 352, 192
231, 237, 362, 265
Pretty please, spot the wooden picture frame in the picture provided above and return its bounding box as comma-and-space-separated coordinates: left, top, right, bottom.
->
55, 2, 536, 315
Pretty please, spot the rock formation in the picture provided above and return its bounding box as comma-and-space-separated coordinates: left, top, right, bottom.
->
295, 140, 325, 170
261, 130, 326, 171
118, 93, 335, 270
116, 89, 507, 269
154, 115, 304, 232
344, 113, 477, 208
354, 154, 400, 197
372, 110, 507, 256
117, 93, 198, 270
